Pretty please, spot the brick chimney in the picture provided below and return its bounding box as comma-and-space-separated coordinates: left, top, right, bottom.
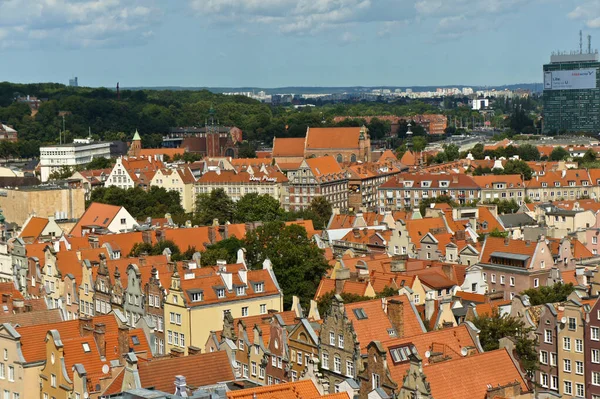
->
170, 347, 185, 358
94, 323, 106, 358
187, 346, 202, 356
387, 299, 404, 338
79, 317, 93, 337
118, 326, 130, 355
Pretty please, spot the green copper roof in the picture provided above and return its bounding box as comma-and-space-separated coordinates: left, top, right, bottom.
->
132, 129, 141, 141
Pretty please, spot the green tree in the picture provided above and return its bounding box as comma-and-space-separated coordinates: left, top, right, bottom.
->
243, 221, 329, 308
395, 144, 407, 160
194, 188, 235, 225
521, 283, 575, 306
442, 143, 460, 161
88, 186, 184, 219
472, 310, 538, 374
238, 142, 257, 158
306, 197, 333, 230
200, 237, 245, 266
234, 193, 283, 223
549, 146, 569, 161
484, 199, 520, 214
85, 157, 115, 170
582, 149, 597, 164
516, 144, 541, 161
489, 228, 508, 238
317, 291, 373, 317
412, 136, 428, 152
503, 159, 534, 180
470, 143, 484, 160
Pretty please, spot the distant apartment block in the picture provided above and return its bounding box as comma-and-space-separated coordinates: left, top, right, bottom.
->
39, 138, 111, 182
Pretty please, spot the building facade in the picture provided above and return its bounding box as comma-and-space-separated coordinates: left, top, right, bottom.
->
39, 138, 111, 182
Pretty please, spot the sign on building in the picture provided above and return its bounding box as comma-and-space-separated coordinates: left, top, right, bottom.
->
544, 69, 597, 90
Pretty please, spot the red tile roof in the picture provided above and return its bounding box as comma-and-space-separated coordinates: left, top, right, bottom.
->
305, 127, 363, 150
272, 137, 306, 157
19, 217, 49, 242
425, 349, 528, 399
480, 236, 538, 268
70, 203, 124, 237
227, 379, 323, 399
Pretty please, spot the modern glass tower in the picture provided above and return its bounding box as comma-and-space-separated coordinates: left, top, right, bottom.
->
543, 51, 600, 133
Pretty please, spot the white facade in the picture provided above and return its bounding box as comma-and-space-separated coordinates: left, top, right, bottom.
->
104, 158, 136, 189
0, 242, 11, 282
106, 208, 138, 234
40, 139, 111, 182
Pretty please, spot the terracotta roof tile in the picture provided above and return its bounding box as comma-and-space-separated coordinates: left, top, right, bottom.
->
0, 309, 62, 327
305, 156, 344, 180
305, 127, 364, 150
70, 203, 124, 237
405, 217, 448, 249
272, 137, 306, 158
480, 236, 538, 268
227, 379, 321, 399
425, 349, 528, 399
19, 217, 49, 242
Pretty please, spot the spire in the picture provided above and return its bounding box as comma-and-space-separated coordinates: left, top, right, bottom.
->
132, 129, 141, 141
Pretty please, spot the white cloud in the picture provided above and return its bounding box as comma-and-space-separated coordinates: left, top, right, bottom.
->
569, 1, 600, 28
188, 0, 410, 35
0, 0, 161, 48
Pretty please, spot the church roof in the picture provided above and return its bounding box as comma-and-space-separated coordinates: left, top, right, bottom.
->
132, 130, 141, 141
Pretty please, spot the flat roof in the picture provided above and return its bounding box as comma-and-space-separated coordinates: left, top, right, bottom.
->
41, 141, 111, 149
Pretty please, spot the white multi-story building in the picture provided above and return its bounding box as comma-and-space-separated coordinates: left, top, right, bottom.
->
39, 138, 111, 182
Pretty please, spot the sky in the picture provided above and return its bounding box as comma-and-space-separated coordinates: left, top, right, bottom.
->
0, 0, 599, 88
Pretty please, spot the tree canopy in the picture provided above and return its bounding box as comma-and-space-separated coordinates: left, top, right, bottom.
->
88, 186, 184, 219
194, 188, 235, 225
521, 283, 575, 306
550, 146, 569, 161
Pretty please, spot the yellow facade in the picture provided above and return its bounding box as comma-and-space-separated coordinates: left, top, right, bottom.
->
150, 169, 196, 213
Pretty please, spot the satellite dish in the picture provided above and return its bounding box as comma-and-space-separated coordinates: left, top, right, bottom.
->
561, 316, 567, 324
461, 347, 468, 357
102, 364, 110, 374
424, 351, 431, 359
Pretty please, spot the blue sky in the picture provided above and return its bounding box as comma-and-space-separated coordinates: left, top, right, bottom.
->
1, 0, 599, 88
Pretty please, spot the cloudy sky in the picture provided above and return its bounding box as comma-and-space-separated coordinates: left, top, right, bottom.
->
0, 0, 598, 88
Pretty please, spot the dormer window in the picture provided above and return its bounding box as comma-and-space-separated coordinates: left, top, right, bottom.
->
389, 345, 412, 364
439, 181, 449, 188
542, 182, 548, 187
254, 283, 264, 293
190, 292, 203, 302
216, 288, 225, 298
236, 286, 246, 296
421, 181, 431, 188
555, 182, 560, 187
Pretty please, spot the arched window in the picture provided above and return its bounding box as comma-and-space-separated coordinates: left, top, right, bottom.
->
350, 154, 357, 163
336, 154, 343, 163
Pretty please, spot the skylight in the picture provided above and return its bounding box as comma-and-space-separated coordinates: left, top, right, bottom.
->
353, 308, 367, 320
131, 336, 140, 346
82, 343, 91, 353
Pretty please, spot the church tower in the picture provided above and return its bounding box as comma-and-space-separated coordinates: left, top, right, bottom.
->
128, 129, 142, 157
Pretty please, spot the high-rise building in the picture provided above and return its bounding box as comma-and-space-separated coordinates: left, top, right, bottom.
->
543, 51, 600, 133
69, 76, 78, 87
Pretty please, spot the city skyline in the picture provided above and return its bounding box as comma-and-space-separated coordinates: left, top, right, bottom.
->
0, 0, 599, 88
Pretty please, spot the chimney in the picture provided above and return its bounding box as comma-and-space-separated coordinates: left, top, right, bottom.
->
441, 264, 454, 281
208, 226, 217, 244
118, 326, 130, 355
141, 230, 153, 244
452, 175, 459, 184
94, 323, 106, 358
187, 346, 201, 356
79, 317, 93, 337
504, 237, 510, 246
390, 257, 406, 272
139, 257, 146, 267
425, 297, 435, 322
525, 240, 531, 246
387, 299, 404, 338
174, 375, 188, 397
352, 228, 360, 238
334, 266, 350, 294
170, 347, 185, 358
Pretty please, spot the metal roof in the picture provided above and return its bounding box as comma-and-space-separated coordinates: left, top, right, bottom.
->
490, 251, 531, 261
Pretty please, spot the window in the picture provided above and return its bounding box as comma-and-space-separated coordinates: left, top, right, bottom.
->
238, 339, 244, 350
251, 361, 257, 376
254, 283, 264, 293
372, 373, 381, 390
534, 278, 539, 288
576, 383, 584, 397
297, 351, 303, 365
540, 372, 548, 388
576, 360, 584, 375
509, 277, 515, 287
483, 272, 487, 282
592, 349, 600, 363
540, 351, 548, 364
277, 357, 282, 369
329, 331, 335, 345
241, 306, 248, 317
544, 330, 552, 343
500, 275, 505, 285
338, 334, 344, 348
259, 365, 265, 379
168, 330, 173, 344
267, 376, 273, 385
292, 370, 297, 382
190, 292, 203, 302
334, 355, 341, 373
568, 317, 577, 331
593, 371, 600, 386
564, 359, 571, 372
594, 236, 598, 244
593, 327, 600, 341
242, 364, 248, 378
563, 337, 571, 351
322, 352, 329, 369
260, 304, 266, 314
216, 288, 225, 298
12, 394, 18, 399
7, 366, 13, 382
272, 355, 277, 367
564, 381, 572, 395
550, 352, 557, 366
51, 374, 57, 387
576, 338, 583, 353
413, 294, 420, 304
236, 286, 246, 296
540, 260, 545, 269
491, 274, 496, 283
551, 375, 558, 390
346, 360, 354, 377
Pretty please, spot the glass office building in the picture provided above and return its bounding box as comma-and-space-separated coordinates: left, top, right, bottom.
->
543, 52, 600, 133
